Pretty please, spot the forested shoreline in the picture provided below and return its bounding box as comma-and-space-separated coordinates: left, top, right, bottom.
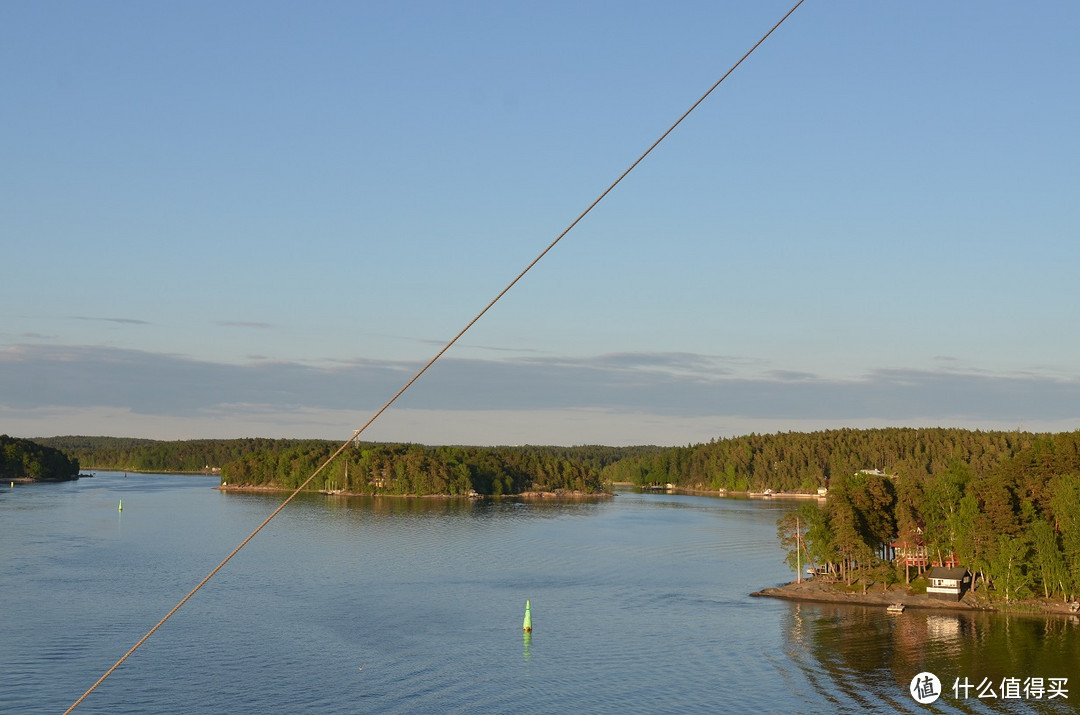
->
38, 429, 1059, 493
31, 436, 655, 496
219, 442, 643, 496
2, 435, 80, 481
27, 429, 1080, 607
600, 428, 1041, 492
773, 431, 1080, 606
32, 436, 295, 474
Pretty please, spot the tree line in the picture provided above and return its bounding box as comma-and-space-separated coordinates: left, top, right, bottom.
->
32, 436, 657, 496
600, 428, 1038, 492
776, 432, 1080, 604
1, 435, 80, 481
33, 436, 305, 473
220, 441, 641, 496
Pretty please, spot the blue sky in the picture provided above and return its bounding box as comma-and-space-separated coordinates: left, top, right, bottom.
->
3, 1, 1078, 445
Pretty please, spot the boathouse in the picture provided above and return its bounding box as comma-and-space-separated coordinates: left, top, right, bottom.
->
925, 566, 971, 601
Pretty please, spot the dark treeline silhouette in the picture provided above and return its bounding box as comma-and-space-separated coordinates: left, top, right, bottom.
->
33, 436, 292, 473
2, 434, 80, 481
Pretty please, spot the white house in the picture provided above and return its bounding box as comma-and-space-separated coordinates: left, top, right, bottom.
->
925, 566, 971, 601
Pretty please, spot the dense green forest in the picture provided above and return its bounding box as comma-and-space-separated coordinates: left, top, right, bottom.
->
220, 442, 648, 496
1, 435, 80, 481
776, 431, 1080, 604
33, 436, 303, 473
30, 436, 656, 496
600, 428, 1039, 492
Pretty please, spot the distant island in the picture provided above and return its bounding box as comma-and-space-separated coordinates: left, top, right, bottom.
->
30, 436, 657, 497
217, 442, 630, 497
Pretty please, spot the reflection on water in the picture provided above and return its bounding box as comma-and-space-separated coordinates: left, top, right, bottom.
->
926, 613, 963, 642
781, 602, 1079, 714
223, 489, 609, 521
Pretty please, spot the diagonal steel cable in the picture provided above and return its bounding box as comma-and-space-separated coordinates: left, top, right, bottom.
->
65, 1, 805, 710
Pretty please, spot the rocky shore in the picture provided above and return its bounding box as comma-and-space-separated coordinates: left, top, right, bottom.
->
752, 578, 1080, 617
216, 484, 611, 499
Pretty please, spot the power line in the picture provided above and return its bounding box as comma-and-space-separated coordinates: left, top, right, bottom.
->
65, 2, 805, 710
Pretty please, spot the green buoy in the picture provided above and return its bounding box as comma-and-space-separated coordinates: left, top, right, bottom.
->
522, 599, 532, 632
118, 499, 123, 513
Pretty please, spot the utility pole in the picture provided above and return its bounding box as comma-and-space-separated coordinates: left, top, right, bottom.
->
796, 514, 801, 584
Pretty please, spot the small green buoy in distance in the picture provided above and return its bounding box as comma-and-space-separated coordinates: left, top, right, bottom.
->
522, 599, 532, 632
118, 499, 123, 513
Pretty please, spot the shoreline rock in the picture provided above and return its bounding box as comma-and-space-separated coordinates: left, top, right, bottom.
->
751, 578, 1080, 618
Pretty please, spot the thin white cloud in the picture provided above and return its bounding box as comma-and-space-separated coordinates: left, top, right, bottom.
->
70, 316, 152, 325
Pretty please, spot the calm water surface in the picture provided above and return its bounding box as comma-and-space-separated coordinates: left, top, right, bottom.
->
1, 473, 1075, 713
